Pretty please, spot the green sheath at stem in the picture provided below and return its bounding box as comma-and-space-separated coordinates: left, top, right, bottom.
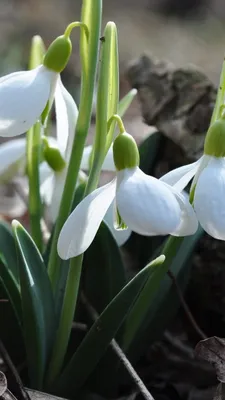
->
26, 36, 45, 251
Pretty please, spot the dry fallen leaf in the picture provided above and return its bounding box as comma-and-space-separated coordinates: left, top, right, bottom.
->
0, 371, 7, 396
195, 337, 225, 383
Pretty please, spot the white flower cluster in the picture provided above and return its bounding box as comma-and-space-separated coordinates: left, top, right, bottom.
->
0, 58, 223, 260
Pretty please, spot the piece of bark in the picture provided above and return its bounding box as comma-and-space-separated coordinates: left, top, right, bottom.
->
195, 337, 225, 383
127, 54, 216, 162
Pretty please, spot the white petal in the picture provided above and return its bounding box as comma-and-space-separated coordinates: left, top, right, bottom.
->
102, 145, 115, 171
190, 154, 211, 191
80, 145, 92, 170
40, 173, 55, 206
166, 185, 198, 236
104, 202, 131, 246
116, 167, 181, 236
55, 80, 69, 154
80, 145, 115, 172
39, 161, 54, 185
80, 144, 115, 172
160, 159, 201, 192
48, 169, 67, 222
0, 65, 57, 137
55, 78, 78, 161
57, 179, 117, 259
194, 157, 225, 240
0, 138, 26, 181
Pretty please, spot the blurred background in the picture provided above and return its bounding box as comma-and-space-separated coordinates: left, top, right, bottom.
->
1, 0, 225, 139
1, 0, 225, 82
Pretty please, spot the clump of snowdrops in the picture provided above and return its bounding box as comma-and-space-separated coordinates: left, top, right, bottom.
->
1, 1, 225, 399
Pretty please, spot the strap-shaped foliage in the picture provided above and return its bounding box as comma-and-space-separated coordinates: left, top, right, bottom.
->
54, 255, 165, 397
0, 220, 21, 322
13, 221, 56, 389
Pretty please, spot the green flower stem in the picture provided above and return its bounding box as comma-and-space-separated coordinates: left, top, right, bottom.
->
211, 57, 225, 124
64, 22, 89, 40
47, 0, 102, 293
26, 123, 43, 251
47, 15, 120, 386
85, 22, 119, 195
26, 36, 45, 251
107, 114, 126, 138
45, 254, 83, 388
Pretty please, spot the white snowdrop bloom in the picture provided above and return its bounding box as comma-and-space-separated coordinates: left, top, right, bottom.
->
40, 80, 128, 245
0, 33, 72, 137
40, 79, 115, 219
104, 202, 132, 246
57, 132, 198, 260
0, 66, 58, 137
0, 138, 27, 182
160, 118, 225, 240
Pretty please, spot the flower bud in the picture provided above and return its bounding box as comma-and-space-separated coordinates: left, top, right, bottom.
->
43, 35, 72, 73
204, 119, 225, 157
43, 139, 66, 172
113, 132, 139, 171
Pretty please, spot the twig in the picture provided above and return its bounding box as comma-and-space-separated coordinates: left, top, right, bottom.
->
71, 322, 88, 332
81, 292, 155, 400
167, 270, 207, 340
0, 339, 30, 400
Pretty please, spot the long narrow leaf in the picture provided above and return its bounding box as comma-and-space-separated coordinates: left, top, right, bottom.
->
54, 255, 165, 397
126, 227, 204, 359
12, 221, 56, 389
123, 255, 168, 350
0, 221, 21, 322
83, 220, 125, 313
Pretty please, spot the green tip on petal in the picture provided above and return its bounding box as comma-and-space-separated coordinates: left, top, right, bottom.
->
43, 35, 72, 73
11, 219, 22, 230
113, 132, 140, 171
43, 138, 66, 172
204, 119, 225, 157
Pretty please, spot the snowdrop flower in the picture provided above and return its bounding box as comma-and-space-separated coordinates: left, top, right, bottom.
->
40, 79, 115, 221
0, 33, 72, 137
160, 118, 225, 240
40, 82, 131, 246
57, 132, 198, 260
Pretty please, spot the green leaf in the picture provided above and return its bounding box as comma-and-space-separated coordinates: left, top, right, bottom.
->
55, 257, 163, 397
83, 220, 125, 313
118, 88, 137, 118
0, 221, 21, 322
126, 227, 204, 360
12, 221, 56, 389
122, 255, 167, 350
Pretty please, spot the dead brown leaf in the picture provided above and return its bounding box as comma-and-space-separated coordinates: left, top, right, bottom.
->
195, 337, 225, 383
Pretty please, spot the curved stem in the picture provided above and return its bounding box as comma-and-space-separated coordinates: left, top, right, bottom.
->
64, 22, 89, 40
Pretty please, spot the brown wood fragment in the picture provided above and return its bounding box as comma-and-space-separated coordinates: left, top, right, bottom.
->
127, 54, 216, 161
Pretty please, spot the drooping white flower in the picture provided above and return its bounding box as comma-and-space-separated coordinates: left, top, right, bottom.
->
160, 118, 225, 240
0, 66, 58, 137
39, 80, 130, 247
0, 33, 72, 137
57, 132, 198, 260
40, 79, 115, 221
